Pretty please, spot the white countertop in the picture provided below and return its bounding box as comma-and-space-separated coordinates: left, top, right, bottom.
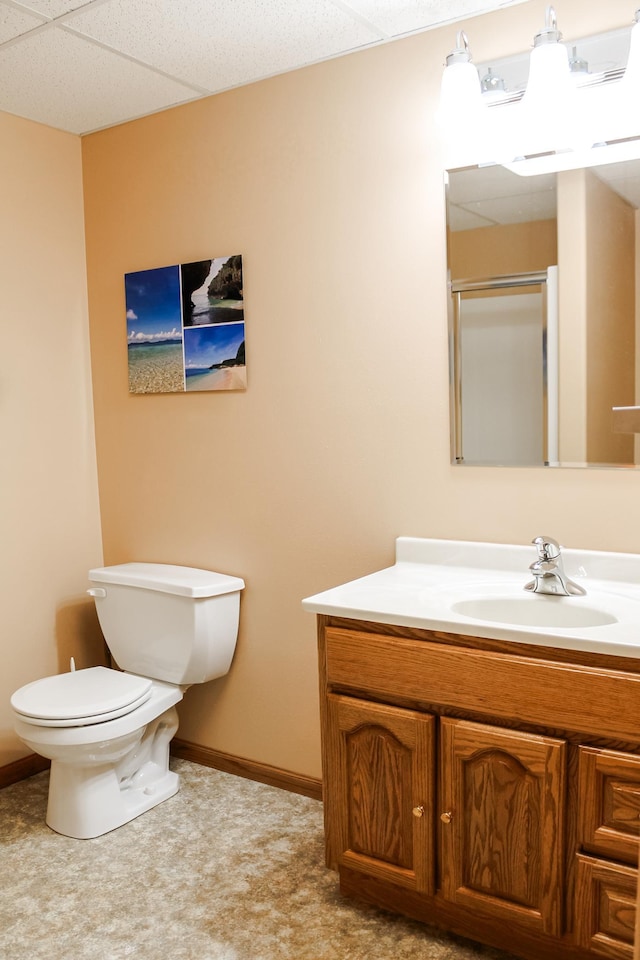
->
302, 537, 640, 659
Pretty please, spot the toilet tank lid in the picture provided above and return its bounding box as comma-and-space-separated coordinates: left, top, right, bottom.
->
88, 563, 245, 598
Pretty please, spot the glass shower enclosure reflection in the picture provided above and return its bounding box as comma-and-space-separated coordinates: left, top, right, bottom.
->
450, 268, 558, 465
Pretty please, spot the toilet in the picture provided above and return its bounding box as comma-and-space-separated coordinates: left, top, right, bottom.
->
10, 562, 244, 839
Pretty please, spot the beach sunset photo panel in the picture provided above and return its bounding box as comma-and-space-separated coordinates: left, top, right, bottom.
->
125, 255, 246, 394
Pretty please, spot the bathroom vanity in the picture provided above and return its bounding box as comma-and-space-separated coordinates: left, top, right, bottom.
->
303, 539, 640, 960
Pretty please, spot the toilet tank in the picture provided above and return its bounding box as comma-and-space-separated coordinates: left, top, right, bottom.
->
88, 563, 245, 685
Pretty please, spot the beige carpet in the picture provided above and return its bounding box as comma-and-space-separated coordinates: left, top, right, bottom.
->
0, 758, 519, 960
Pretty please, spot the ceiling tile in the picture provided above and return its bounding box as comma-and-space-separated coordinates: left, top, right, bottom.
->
0, 27, 199, 133
10, 0, 97, 17
67, 0, 384, 92
448, 166, 556, 205
0, 3, 44, 42
464, 190, 558, 226
448, 205, 496, 231
596, 162, 640, 209
340, 0, 528, 38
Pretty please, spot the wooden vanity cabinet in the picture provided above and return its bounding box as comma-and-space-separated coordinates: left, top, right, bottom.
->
317, 616, 640, 960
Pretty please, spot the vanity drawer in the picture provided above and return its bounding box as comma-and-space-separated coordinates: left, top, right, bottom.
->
578, 747, 640, 865
574, 854, 636, 960
324, 627, 640, 741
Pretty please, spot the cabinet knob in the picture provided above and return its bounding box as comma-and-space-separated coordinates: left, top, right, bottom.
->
412, 805, 425, 818
440, 811, 453, 824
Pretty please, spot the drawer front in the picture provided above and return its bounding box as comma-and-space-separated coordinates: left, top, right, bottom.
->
574, 854, 637, 960
324, 627, 640, 741
579, 748, 640, 865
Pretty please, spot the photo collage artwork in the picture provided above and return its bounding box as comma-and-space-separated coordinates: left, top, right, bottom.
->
125, 255, 246, 394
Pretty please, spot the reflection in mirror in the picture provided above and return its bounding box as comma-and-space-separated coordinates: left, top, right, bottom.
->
452, 271, 557, 465
446, 160, 639, 468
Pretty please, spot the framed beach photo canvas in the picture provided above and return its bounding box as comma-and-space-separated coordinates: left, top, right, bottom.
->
125, 256, 246, 394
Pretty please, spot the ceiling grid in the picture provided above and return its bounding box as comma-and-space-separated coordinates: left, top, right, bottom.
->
0, 0, 527, 134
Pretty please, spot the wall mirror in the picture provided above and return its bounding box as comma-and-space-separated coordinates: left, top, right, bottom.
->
446, 157, 640, 468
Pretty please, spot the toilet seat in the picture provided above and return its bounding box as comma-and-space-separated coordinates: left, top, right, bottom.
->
10, 666, 153, 727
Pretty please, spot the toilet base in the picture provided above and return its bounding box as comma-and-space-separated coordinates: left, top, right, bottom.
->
47, 762, 180, 839
41, 703, 182, 839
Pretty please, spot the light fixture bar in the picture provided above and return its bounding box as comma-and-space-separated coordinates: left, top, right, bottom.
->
502, 136, 640, 176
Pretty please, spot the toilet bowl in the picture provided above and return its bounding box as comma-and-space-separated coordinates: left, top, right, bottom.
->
11, 563, 244, 839
12, 668, 182, 839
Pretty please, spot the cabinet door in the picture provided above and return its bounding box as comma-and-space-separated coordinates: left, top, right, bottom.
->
440, 717, 566, 936
326, 694, 435, 894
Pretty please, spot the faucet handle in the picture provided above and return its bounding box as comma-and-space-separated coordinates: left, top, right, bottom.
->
532, 536, 561, 561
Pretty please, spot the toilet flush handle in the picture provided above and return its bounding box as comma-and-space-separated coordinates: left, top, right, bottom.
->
87, 587, 107, 598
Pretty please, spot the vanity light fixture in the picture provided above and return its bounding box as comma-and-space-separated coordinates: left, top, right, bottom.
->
439, 5, 640, 174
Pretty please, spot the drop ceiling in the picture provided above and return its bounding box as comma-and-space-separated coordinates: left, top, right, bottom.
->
0, 0, 526, 135
447, 159, 640, 233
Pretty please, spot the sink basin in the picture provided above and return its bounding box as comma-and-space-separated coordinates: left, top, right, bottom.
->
451, 596, 618, 629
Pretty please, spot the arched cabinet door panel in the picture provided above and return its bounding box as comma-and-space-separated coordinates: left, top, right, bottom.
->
440, 716, 566, 936
326, 693, 435, 894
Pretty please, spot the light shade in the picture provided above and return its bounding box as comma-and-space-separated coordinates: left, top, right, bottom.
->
521, 11, 571, 109
437, 31, 486, 167
518, 7, 582, 156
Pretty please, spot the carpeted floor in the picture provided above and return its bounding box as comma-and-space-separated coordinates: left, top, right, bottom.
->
0, 759, 519, 960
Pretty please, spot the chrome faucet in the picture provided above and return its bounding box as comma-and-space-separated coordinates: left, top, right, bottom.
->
525, 536, 586, 597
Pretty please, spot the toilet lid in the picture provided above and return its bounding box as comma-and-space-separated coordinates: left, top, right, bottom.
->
11, 667, 153, 727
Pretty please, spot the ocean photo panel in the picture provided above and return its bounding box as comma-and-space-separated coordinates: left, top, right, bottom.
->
125, 255, 245, 394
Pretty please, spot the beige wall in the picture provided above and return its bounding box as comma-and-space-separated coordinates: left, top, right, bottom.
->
585, 170, 635, 464
557, 168, 589, 462
3, 0, 637, 779
0, 112, 104, 766
449, 219, 558, 280
80, 0, 640, 782
636, 209, 640, 463
557, 167, 636, 464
